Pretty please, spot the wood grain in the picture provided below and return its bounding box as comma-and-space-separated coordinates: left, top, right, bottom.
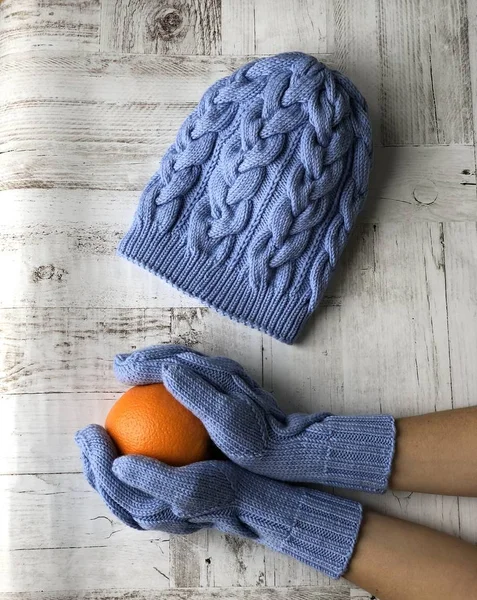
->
0, 545, 170, 593
377, 0, 472, 145
221, 0, 329, 55
337, 222, 451, 417
100, 0, 221, 55
1, 476, 169, 593
0, 189, 200, 309
467, 0, 477, 178
1, 53, 245, 108
0, 0, 100, 57
0, 393, 115, 474
333, 0, 380, 143
444, 222, 477, 412
363, 146, 477, 222
263, 305, 344, 415
220, 0, 255, 55
0, 308, 171, 394
0, 586, 360, 600
251, 0, 327, 55
0, 473, 169, 549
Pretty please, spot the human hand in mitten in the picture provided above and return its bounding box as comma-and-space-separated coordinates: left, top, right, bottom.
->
75, 424, 362, 580
113, 345, 395, 492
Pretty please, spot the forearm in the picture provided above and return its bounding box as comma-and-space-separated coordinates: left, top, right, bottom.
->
346, 510, 477, 600
390, 406, 477, 496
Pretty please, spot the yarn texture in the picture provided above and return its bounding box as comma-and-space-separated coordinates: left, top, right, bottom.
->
76, 424, 363, 579
119, 53, 372, 343
114, 345, 396, 493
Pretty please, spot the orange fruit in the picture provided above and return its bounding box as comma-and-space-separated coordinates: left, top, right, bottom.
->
105, 383, 210, 466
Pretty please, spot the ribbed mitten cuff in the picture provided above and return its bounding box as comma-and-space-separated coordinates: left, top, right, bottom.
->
282, 489, 362, 579
118, 221, 313, 344
322, 415, 396, 493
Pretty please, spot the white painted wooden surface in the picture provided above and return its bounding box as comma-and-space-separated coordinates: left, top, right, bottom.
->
1, 0, 477, 597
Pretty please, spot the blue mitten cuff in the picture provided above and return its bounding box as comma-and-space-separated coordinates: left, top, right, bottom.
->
282, 488, 362, 578
299, 414, 396, 493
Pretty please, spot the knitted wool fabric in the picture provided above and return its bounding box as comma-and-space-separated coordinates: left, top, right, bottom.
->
76, 424, 364, 579
119, 53, 372, 343
114, 345, 396, 494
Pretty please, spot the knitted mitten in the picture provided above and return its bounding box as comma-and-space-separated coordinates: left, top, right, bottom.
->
114, 345, 396, 493
76, 424, 363, 580
118, 52, 372, 343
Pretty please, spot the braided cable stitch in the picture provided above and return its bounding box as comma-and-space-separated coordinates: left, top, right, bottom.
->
118, 53, 372, 343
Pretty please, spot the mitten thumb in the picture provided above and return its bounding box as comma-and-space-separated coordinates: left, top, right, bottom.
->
113, 456, 236, 519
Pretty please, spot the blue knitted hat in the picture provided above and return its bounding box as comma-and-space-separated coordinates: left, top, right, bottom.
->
119, 53, 372, 343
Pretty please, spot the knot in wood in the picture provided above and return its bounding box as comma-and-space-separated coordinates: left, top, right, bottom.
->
147, 2, 187, 42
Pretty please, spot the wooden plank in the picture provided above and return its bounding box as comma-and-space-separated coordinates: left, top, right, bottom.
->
1, 468, 170, 593
0, 545, 170, 593
254, 0, 327, 55
377, 0, 473, 145
363, 146, 477, 222
0, 144, 169, 192
333, 0, 380, 143
0, 308, 171, 394
171, 528, 329, 589
468, 0, 477, 178
1, 100, 193, 155
0, 0, 100, 58
1, 53, 245, 107
100, 0, 221, 55
221, 0, 255, 55
337, 222, 452, 417
169, 531, 209, 588
0, 586, 357, 599
444, 223, 477, 412
198, 531, 271, 588
222, 0, 328, 56
260, 548, 328, 588
0, 474, 169, 549
262, 305, 344, 415
0, 194, 199, 309
0, 393, 115, 474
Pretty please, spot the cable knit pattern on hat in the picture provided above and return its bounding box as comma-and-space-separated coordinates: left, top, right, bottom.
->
119, 53, 372, 343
